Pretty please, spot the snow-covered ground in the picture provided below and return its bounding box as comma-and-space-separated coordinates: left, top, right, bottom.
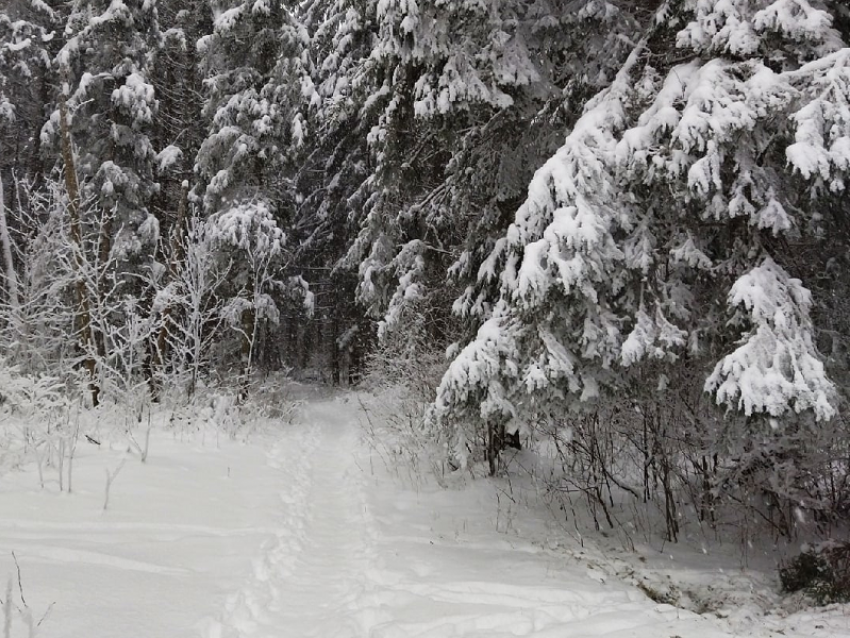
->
0, 394, 847, 637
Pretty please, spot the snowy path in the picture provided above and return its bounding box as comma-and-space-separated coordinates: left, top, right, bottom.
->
1, 396, 846, 638
204, 401, 377, 638
204, 398, 734, 638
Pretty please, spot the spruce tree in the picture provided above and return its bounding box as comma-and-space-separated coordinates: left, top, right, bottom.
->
0, 0, 56, 181
433, 0, 848, 479
50, 0, 162, 262
196, 0, 313, 379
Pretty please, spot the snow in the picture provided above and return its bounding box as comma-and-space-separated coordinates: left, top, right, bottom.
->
753, 0, 836, 45
203, 397, 736, 638
208, 201, 285, 256
0, 422, 288, 637
214, 7, 245, 33
87, 0, 138, 31
156, 145, 183, 172
1, 393, 847, 637
706, 258, 835, 420
621, 307, 687, 366
111, 72, 155, 125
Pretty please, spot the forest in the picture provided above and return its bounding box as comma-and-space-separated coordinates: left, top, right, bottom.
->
1, 0, 850, 560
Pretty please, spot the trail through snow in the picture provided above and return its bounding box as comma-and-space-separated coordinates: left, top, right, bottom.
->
2, 395, 845, 637
203, 401, 377, 638
203, 399, 734, 638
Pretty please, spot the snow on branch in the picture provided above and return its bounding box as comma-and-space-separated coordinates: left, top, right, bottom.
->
706, 258, 835, 421
621, 306, 688, 367
432, 303, 522, 422
786, 48, 850, 190
208, 200, 286, 257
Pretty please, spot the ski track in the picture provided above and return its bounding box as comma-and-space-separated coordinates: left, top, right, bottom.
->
203, 398, 731, 638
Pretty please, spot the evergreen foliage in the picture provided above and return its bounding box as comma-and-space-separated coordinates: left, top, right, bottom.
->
781, 541, 850, 604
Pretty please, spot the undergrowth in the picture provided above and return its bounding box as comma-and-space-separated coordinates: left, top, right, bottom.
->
780, 541, 850, 605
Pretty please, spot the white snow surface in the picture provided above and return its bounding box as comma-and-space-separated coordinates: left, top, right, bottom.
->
0, 394, 847, 637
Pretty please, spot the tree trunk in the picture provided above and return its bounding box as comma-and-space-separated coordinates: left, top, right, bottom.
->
0, 172, 19, 311
487, 420, 507, 476
330, 316, 340, 385
152, 183, 188, 397
239, 274, 256, 400
60, 95, 100, 406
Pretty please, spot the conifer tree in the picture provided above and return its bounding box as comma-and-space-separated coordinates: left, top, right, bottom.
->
196, 0, 311, 213
344, 0, 646, 346
49, 0, 162, 264
0, 0, 55, 181
293, 0, 381, 380
196, 0, 314, 379
433, 0, 848, 478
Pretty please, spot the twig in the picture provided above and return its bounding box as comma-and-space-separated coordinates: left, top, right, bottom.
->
11, 552, 26, 609
356, 396, 376, 429
36, 602, 54, 628
103, 456, 128, 511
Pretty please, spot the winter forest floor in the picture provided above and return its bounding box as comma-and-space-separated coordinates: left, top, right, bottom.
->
0, 390, 848, 637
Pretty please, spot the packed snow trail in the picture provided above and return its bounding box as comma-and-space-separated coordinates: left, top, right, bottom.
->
203, 398, 735, 638
203, 401, 377, 638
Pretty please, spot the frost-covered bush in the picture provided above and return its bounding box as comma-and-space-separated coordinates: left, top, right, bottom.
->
0, 360, 65, 419
164, 372, 302, 444
0, 179, 77, 377
524, 360, 850, 544
781, 541, 850, 604
0, 359, 67, 476
360, 311, 458, 481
